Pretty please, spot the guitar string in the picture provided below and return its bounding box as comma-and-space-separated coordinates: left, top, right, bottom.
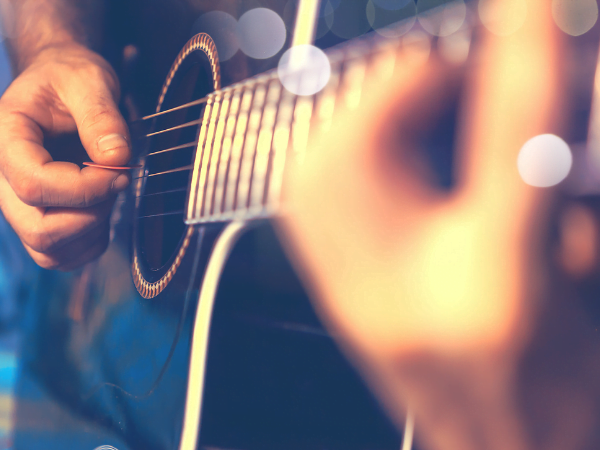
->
215, 88, 244, 215
146, 141, 197, 157
145, 119, 203, 137
136, 80, 309, 214
230, 85, 257, 212
197, 92, 224, 217
207, 89, 234, 216
137, 26, 404, 139
134, 30, 393, 213
136, 187, 188, 198
141, 97, 209, 121
137, 74, 275, 123
259, 80, 285, 208
138, 210, 185, 219
242, 81, 271, 211
132, 165, 193, 180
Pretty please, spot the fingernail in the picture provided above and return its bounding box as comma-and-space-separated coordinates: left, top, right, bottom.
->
112, 174, 130, 192
98, 133, 129, 153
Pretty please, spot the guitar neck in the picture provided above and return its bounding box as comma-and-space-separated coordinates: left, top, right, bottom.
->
185, 32, 420, 225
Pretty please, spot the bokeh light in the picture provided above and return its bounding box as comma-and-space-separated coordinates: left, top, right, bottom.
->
552, 0, 598, 37
372, 0, 413, 10
320, 0, 342, 16
330, 0, 372, 39
237, 8, 287, 60
316, 1, 336, 39
517, 134, 573, 188
417, 0, 466, 37
191, 11, 239, 61
367, 0, 417, 38
478, 0, 528, 36
278, 45, 331, 96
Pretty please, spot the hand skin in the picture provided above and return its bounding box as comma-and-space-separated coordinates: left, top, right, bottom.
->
278, 0, 600, 449
0, 0, 131, 270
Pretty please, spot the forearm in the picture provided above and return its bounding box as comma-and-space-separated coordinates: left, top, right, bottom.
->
2, 0, 105, 72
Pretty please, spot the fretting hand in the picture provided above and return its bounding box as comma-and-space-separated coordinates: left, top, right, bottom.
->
278, 0, 600, 449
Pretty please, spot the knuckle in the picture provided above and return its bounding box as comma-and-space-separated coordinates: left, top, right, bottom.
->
77, 186, 103, 207
12, 174, 42, 206
32, 254, 61, 271
24, 225, 55, 254
23, 236, 60, 270
80, 63, 105, 80
80, 102, 117, 131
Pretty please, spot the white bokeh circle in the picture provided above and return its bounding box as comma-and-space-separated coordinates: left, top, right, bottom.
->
237, 8, 287, 59
552, 0, 598, 37
278, 45, 331, 96
191, 11, 240, 61
517, 134, 573, 187
367, 0, 417, 38
372, 0, 413, 10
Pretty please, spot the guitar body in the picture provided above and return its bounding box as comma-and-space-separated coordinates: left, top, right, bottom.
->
11, 31, 401, 450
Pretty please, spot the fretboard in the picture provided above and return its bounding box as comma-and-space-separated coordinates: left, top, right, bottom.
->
185, 33, 418, 225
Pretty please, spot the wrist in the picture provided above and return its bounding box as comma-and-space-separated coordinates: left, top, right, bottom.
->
6, 0, 103, 74
16, 40, 86, 73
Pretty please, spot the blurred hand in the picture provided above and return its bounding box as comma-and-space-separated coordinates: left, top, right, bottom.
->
0, 43, 131, 270
278, 1, 599, 449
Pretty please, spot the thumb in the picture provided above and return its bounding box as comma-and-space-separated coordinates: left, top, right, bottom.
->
61, 67, 132, 166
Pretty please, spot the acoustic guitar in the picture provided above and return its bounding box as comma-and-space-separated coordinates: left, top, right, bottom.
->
13, 1, 598, 450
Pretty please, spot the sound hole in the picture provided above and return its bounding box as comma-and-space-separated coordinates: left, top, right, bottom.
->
137, 50, 214, 274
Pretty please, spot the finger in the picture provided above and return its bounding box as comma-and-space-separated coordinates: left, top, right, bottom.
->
459, 0, 563, 201
0, 111, 130, 207
23, 220, 110, 271
56, 65, 132, 167
0, 174, 115, 253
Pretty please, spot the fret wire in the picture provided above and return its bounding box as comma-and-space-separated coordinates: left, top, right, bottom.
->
133, 165, 193, 180
141, 97, 209, 121
371, 38, 399, 82
222, 85, 256, 214
138, 210, 185, 220
236, 83, 267, 213
145, 119, 203, 138
315, 61, 341, 133
135, 187, 188, 198
146, 141, 197, 157
196, 92, 224, 218
204, 90, 233, 217
213, 88, 243, 217
188, 96, 214, 219
291, 94, 315, 164
250, 80, 282, 211
259, 82, 284, 209
342, 46, 368, 111
267, 87, 297, 207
